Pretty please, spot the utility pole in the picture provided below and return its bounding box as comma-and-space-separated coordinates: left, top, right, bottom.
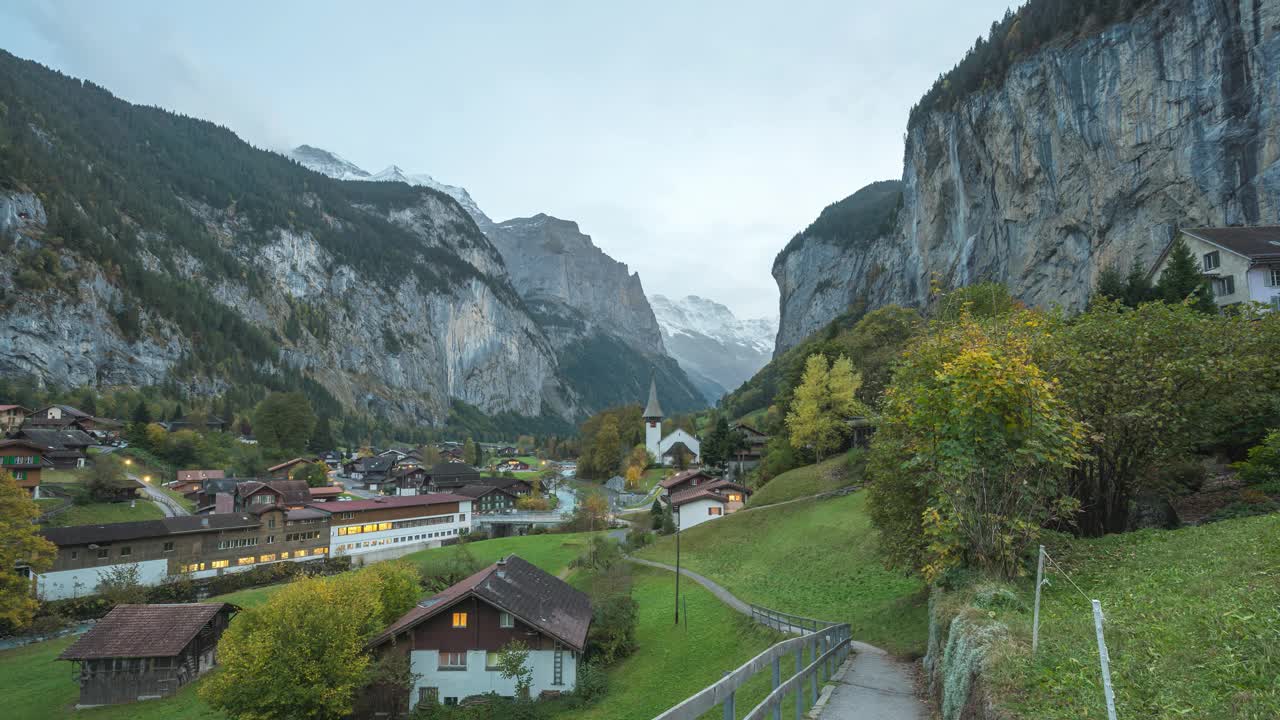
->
674, 504, 681, 625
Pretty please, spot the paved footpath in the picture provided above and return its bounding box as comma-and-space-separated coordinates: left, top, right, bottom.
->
626, 555, 926, 720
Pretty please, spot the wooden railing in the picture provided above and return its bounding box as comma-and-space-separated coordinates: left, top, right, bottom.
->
652, 608, 852, 720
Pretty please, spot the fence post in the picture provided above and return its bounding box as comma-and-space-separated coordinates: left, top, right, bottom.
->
1032, 545, 1045, 655
810, 637, 819, 706
723, 670, 735, 720
771, 655, 781, 720
794, 644, 804, 720
1091, 600, 1119, 720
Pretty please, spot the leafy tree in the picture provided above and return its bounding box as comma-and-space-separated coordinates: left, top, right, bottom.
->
569, 492, 611, 532
786, 354, 869, 460
0, 471, 56, 630
496, 641, 534, 701
291, 461, 331, 488
1155, 237, 1217, 313
253, 392, 316, 456
868, 309, 1085, 579
84, 454, 135, 501
95, 563, 146, 606
463, 437, 479, 467
1233, 430, 1280, 489
624, 465, 643, 490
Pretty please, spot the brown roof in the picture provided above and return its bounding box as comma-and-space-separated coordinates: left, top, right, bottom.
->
371, 555, 592, 651
59, 603, 235, 660
41, 514, 260, 547
0, 438, 49, 454
452, 484, 519, 500
309, 485, 344, 498
267, 457, 309, 473
309, 493, 468, 514
1183, 226, 1280, 260
15, 427, 95, 449
176, 469, 225, 483
669, 479, 751, 508
0, 404, 31, 413
658, 468, 716, 489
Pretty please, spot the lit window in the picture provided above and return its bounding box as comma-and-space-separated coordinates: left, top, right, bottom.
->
727, 494, 741, 502
379, 522, 392, 531
499, 612, 514, 629
315, 547, 327, 554
708, 507, 723, 516
280, 552, 290, 559
259, 554, 276, 563
452, 612, 468, 628
363, 524, 378, 533
295, 548, 308, 557
238, 557, 255, 566
211, 560, 230, 569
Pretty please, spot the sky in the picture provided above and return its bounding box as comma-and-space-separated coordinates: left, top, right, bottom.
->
0, 0, 1013, 320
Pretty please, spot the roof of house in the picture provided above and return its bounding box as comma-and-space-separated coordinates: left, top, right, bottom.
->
59, 603, 235, 660
176, 469, 225, 483
267, 457, 309, 473
41, 514, 260, 546
452, 483, 519, 499
669, 479, 751, 508
39, 404, 93, 419
643, 378, 663, 419
371, 555, 591, 651
1182, 226, 1280, 260
354, 455, 396, 473
237, 480, 310, 506
286, 507, 331, 521
731, 422, 768, 439
658, 468, 716, 489
15, 427, 95, 449
0, 404, 31, 413
309, 485, 344, 498
200, 477, 240, 496
0, 438, 49, 454
308, 493, 468, 514
427, 462, 479, 477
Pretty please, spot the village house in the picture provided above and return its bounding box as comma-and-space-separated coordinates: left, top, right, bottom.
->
1150, 226, 1280, 308
657, 468, 719, 497
345, 455, 396, 490
176, 469, 225, 484
161, 414, 229, 433
423, 462, 481, 492
0, 404, 31, 433
26, 404, 97, 432
452, 484, 520, 514
308, 485, 345, 502
667, 479, 752, 531
497, 446, 519, 457
32, 509, 332, 600
321, 494, 473, 562
728, 423, 769, 476
190, 477, 240, 508
390, 465, 430, 495
495, 459, 531, 472
59, 603, 238, 708
367, 555, 592, 710
266, 457, 310, 479
13, 426, 94, 469
0, 438, 51, 495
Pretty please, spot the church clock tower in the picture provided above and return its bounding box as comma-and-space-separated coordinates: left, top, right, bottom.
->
643, 377, 663, 462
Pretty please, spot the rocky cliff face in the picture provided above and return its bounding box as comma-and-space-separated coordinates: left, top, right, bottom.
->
775, 0, 1280, 353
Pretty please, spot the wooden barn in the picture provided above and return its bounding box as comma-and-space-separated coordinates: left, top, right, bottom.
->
58, 603, 238, 707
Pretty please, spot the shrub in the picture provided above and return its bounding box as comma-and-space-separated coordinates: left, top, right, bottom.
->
1233, 430, 1280, 487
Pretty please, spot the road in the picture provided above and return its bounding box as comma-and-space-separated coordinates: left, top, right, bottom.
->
128, 473, 190, 517
334, 475, 378, 498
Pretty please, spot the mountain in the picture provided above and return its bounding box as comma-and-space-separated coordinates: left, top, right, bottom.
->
0, 50, 580, 429
650, 295, 777, 402
287, 146, 705, 416
774, 0, 1280, 353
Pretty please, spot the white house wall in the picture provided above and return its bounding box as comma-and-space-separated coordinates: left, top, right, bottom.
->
409, 648, 577, 705
677, 498, 725, 532
658, 429, 701, 464
35, 558, 169, 601
330, 502, 472, 559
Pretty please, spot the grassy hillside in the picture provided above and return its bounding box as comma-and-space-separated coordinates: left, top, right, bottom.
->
637, 491, 928, 655
748, 450, 862, 506
984, 513, 1280, 719
43, 500, 165, 527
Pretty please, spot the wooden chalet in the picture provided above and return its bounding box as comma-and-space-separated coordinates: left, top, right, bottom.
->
266, 457, 310, 479
59, 603, 237, 707
0, 438, 51, 495
12, 427, 94, 469
0, 404, 31, 433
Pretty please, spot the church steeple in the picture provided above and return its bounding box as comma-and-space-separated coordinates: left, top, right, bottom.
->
643, 377, 663, 420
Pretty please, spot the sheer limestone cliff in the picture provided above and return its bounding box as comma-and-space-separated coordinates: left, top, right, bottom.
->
775, 0, 1280, 353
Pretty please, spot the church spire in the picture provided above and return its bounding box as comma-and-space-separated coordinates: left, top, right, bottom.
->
643, 376, 663, 420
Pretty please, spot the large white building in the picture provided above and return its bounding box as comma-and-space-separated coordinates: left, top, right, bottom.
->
327, 494, 473, 562
642, 379, 700, 466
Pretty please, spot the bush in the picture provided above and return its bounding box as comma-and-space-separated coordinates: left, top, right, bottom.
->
574, 662, 610, 704
1233, 430, 1280, 487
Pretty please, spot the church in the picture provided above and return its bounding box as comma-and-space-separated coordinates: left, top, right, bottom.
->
643, 379, 701, 466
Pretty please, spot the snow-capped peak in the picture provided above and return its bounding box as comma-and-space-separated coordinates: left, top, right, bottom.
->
287, 145, 489, 224
650, 295, 778, 354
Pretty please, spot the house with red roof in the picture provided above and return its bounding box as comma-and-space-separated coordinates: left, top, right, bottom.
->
366, 555, 591, 710
0, 404, 30, 433
666, 477, 751, 531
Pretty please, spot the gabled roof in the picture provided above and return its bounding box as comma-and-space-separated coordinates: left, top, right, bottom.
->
1183, 226, 1280, 260
238, 480, 310, 506
643, 378, 663, 419
427, 462, 479, 477
41, 514, 260, 547
658, 468, 716, 489
0, 438, 49, 454
371, 555, 592, 652
0, 404, 31, 413
176, 469, 225, 483
669, 479, 751, 508
59, 603, 235, 660
38, 404, 92, 419
15, 427, 95, 449
267, 457, 309, 473
309, 485, 344, 498
452, 483, 519, 500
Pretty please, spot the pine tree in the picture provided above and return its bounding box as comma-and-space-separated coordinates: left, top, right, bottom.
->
1123, 258, 1155, 307
1094, 264, 1126, 301
1155, 238, 1217, 313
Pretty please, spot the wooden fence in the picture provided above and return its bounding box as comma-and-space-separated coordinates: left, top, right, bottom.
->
652, 606, 851, 720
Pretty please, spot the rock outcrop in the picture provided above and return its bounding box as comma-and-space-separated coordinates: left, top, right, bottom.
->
775, 0, 1280, 353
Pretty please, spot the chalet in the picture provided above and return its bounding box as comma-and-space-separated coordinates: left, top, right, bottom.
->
0, 438, 51, 495
497, 446, 519, 457
162, 415, 228, 433
346, 455, 396, 489
390, 465, 429, 495
236, 480, 311, 511
1150, 226, 1280, 308
320, 494, 473, 561
424, 462, 481, 492
452, 484, 519, 515
267, 457, 310, 479
33, 510, 331, 600
367, 555, 591, 709
657, 469, 719, 497
176, 469, 225, 484
495, 459, 531, 472
192, 477, 240, 508
0, 404, 31, 433
59, 603, 238, 707
27, 404, 96, 432
318, 451, 343, 470
483, 477, 533, 496
378, 448, 409, 462
668, 479, 751, 531
13, 427, 94, 469
729, 423, 769, 476
309, 485, 345, 502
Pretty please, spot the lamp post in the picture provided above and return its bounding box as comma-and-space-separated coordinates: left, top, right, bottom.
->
673, 502, 681, 625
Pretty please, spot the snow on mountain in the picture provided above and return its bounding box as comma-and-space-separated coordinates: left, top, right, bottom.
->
287, 146, 489, 223
650, 295, 778, 401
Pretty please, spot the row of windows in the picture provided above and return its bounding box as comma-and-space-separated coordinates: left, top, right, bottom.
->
217, 537, 259, 550
335, 514, 460, 536
285, 530, 322, 542
335, 528, 459, 553
438, 650, 523, 670
0, 455, 37, 465
448, 611, 513, 630
180, 547, 328, 574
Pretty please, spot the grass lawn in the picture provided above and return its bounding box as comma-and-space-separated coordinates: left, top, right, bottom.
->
986, 512, 1280, 720
637, 491, 928, 656
154, 485, 196, 512
560, 565, 791, 720
748, 451, 862, 507
40, 469, 83, 484
44, 499, 165, 527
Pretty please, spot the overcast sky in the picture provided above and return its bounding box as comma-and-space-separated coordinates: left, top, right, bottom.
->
0, 1, 1012, 319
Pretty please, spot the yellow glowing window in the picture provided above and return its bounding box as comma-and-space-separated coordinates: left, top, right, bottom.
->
378, 522, 392, 531
452, 612, 468, 628
211, 560, 229, 569
728, 494, 741, 502
280, 552, 289, 559
336, 527, 347, 536
237, 557, 255, 566
362, 524, 378, 533
295, 548, 308, 557
259, 554, 276, 563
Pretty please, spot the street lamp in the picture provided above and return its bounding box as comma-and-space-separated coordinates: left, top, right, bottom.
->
142, 475, 151, 483
124, 459, 132, 466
